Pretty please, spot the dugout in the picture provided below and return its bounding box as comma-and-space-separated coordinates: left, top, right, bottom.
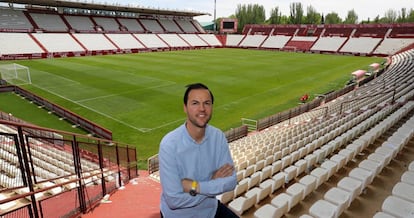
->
350, 69, 367, 86
366, 63, 380, 76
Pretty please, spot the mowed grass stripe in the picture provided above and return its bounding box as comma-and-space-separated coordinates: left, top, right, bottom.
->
1, 48, 383, 166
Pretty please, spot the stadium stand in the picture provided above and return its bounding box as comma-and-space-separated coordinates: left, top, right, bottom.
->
0, 117, 137, 218
241, 23, 414, 55
1, 6, 413, 60
1, 1, 414, 217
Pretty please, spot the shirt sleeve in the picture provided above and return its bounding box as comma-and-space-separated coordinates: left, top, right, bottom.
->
198, 132, 237, 196
159, 136, 208, 210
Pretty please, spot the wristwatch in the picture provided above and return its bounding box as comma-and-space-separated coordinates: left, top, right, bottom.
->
189, 180, 197, 196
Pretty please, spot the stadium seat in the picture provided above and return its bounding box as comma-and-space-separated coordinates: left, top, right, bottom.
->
391, 182, 414, 203
323, 187, 351, 215
337, 177, 363, 201
254, 204, 284, 218
309, 199, 339, 218
381, 196, 414, 217
228, 194, 257, 216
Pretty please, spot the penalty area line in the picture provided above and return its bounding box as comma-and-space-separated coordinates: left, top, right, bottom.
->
30, 83, 148, 133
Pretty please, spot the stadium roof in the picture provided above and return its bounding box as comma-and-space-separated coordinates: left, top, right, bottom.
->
0, 0, 209, 17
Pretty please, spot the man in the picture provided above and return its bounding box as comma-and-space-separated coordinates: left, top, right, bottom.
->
159, 83, 238, 218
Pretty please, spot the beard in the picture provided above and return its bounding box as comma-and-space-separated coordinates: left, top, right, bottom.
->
188, 114, 211, 128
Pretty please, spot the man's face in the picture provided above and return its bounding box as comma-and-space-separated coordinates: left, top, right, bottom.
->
184, 88, 213, 129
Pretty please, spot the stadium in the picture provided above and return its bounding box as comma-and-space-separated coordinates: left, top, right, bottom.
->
0, 0, 413, 217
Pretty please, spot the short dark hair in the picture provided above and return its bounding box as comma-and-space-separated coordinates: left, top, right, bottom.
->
183, 83, 214, 104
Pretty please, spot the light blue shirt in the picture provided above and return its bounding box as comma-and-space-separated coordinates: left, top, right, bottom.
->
159, 123, 237, 218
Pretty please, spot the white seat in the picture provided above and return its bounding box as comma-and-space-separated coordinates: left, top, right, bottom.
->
272, 172, 286, 191
299, 214, 315, 218
256, 160, 265, 172
324, 187, 351, 215
337, 177, 362, 201
320, 160, 338, 178
286, 183, 306, 208
346, 142, 363, 154
374, 147, 393, 165
261, 165, 273, 182
236, 170, 245, 182
265, 155, 274, 166
234, 178, 249, 198
304, 154, 317, 170
313, 149, 326, 164
272, 160, 282, 175
245, 165, 255, 178
299, 175, 317, 197
291, 151, 300, 162
228, 194, 257, 216
270, 193, 290, 214
338, 149, 355, 163
260, 179, 276, 194
409, 161, 414, 171
310, 167, 328, 188
281, 147, 290, 157
392, 182, 414, 203
216, 190, 234, 204
281, 155, 292, 169
248, 172, 261, 189
283, 165, 298, 183
330, 154, 347, 170
246, 183, 272, 204
309, 199, 338, 218
39, 181, 63, 195
295, 159, 308, 175
274, 151, 282, 161
381, 196, 414, 218
348, 167, 374, 189
381, 142, 399, 158
367, 153, 386, 170
401, 171, 414, 186
238, 160, 248, 171
372, 212, 397, 218
0, 193, 16, 211
254, 204, 284, 218
15, 187, 44, 201
298, 147, 308, 159
359, 159, 382, 176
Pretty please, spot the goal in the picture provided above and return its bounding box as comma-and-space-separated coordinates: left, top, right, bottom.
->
283, 46, 297, 52
0, 63, 32, 85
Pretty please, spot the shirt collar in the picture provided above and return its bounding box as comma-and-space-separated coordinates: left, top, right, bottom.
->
183, 122, 209, 145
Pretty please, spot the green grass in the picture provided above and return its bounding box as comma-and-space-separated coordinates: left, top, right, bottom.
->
0, 48, 383, 168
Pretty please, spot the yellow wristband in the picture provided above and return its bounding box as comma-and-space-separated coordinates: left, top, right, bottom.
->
191, 180, 197, 189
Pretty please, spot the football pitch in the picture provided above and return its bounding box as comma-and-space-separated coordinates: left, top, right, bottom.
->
0, 48, 383, 167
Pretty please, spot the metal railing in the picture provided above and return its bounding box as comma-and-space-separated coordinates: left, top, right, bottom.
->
0, 120, 138, 218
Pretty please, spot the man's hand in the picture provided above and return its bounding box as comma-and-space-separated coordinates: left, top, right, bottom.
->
212, 163, 234, 180
181, 178, 193, 193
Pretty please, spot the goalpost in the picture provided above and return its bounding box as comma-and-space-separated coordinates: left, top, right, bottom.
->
283, 46, 297, 52
0, 63, 32, 85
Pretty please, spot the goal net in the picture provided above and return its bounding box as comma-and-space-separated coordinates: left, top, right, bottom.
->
0, 63, 31, 85
283, 46, 297, 52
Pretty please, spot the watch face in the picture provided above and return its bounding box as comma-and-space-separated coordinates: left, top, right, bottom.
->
189, 189, 197, 196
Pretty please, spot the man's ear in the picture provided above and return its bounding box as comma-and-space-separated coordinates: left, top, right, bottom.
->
183, 103, 187, 114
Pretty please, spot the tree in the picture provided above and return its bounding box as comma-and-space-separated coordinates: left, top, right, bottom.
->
373, 15, 381, 23
235, 4, 266, 31
344, 9, 358, 24
268, 7, 282, 24
289, 2, 304, 24
397, 8, 407, 23
325, 12, 342, 24
383, 9, 398, 23
305, 5, 321, 24
408, 8, 414, 22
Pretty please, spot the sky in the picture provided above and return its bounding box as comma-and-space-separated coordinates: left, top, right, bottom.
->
98, 0, 414, 22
